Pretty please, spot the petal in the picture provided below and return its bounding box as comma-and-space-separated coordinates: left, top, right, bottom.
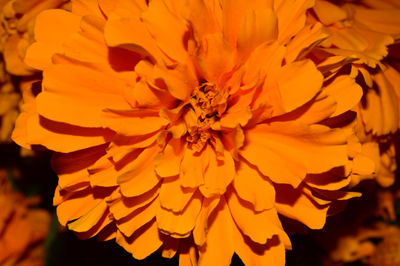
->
241, 121, 348, 188
180, 147, 207, 188
71, 0, 105, 17
196, 32, 234, 83
153, 63, 197, 101
154, 138, 185, 178
199, 145, 235, 197
305, 167, 351, 191
117, 146, 161, 197
116, 218, 163, 260
222, 0, 274, 47
361, 68, 400, 135
55, 187, 103, 226
141, 0, 188, 62
313, 0, 347, 25
116, 196, 159, 237
295, 93, 337, 124
354, 7, 400, 37
233, 161, 275, 212
68, 201, 109, 233
24, 9, 81, 70
88, 155, 119, 188
159, 177, 196, 213
236, 8, 278, 59
285, 22, 328, 64
277, 60, 323, 113
157, 191, 202, 237
182, 0, 222, 41
193, 196, 220, 246
198, 197, 234, 266
52, 144, 107, 190
226, 187, 285, 245
275, 184, 329, 229
102, 109, 169, 136
14, 113, 114, 153
324, 76, 362, 117
36, 92, 104, 128
104, 8, 167, 63
275, 0, 314, 43
107, 185, 160, 220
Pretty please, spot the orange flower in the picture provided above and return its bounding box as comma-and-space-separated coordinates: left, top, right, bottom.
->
13, 0, 372, 264
0, 170, 51, 266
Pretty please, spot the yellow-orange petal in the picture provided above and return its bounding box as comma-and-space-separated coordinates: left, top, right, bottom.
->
104, 8, 167, 63
180, 147, 207, 188
68, 200, 109, 233
285, 22, 328, 64
275, 185, 329, 229
159, 177, 196, 213
353, 7, 400, 37
193, 196, 220, 246
198, 197, 234, 266
313, 0, 347, 26
154, 138, 185, 178
324, 76, 362, 117
141, 0, 187, 62
52, 145, 106, 190
241, 121, 348, 188
55, 187, 103, 226
196, 32, 234, 83
36, 92, 106, 128
236, 8, 278, 59
13, 112, 115, 153
361, 68, 400, 135
102, 109, 169, 137
157, 191, 202, 237
222, 0, 274, 47
199, 145, 235, 197
116, 218, 163, 260
275, 0, 314, 44
233, 161, 275, 212
107, 185, 160, 220
117, 146, 160, 197
305, 167, 351, 191
24, 9, 81, 70
88, 155, 119, 188
226, 187, 284, 245
153, 63, 197, 101
294, 92, 337, 124
116, 196, 158, 237
277, 59, 323, 113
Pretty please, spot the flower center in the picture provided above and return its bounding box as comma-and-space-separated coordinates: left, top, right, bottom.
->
185, 82, 227, 151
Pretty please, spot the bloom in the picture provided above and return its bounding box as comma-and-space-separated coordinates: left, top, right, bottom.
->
13, 0, 377, 264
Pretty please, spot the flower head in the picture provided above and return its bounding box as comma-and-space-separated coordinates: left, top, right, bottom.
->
12, 0, 377, 264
